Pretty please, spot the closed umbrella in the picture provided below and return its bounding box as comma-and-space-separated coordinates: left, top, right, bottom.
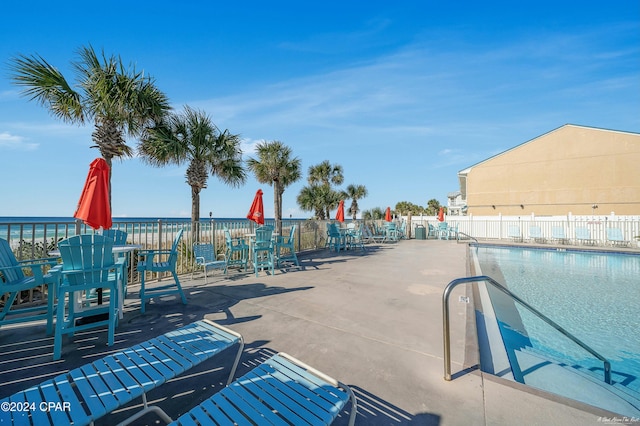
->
385, 206, 392, 222
335, 200, 345, 223
73, 158, 112, 230
247, 189, 265, 225
438, 207, 445, 222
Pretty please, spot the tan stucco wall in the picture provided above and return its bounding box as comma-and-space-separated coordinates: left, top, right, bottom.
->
464, 125, 640, 215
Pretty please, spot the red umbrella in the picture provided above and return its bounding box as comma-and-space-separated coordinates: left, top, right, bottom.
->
73, 158, 112, 230
247, 189, 265, 225
438, 207, 445, 222
335, 200, 345, 223
385, 206, 392, 222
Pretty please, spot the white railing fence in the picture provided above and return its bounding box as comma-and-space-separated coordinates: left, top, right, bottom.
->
404, 214, 640, 246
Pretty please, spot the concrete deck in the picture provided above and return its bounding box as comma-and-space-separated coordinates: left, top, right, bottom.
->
0, 239, 624, 425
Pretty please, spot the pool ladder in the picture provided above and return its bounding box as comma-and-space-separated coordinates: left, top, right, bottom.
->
442, 275, 612, 385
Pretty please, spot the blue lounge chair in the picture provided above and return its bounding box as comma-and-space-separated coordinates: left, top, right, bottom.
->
0, 320, 243, 426
55, 234, 126, 360
0, 238, 60, 335
170, 352, 357, 426
508, 225, 522, 242
575, 227, 596, 245
274, 225, 300, 267
362, 224, 384, 244
551, 226, 569, 244
253, 225, 275, 277
607, 227, 630, 247
529, 225, 545, 243
193, 243, 227, 283
137, 229, 187, 313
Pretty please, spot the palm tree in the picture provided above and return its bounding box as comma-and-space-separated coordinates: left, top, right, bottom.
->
307, 161, 344, 219
297, 184, 334, 220
8, 45, 170, 206
246, 141, 301, 235
138, 106, 246, 223
344, 184, 368, 221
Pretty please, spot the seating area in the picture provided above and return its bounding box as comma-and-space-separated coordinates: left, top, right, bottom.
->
0, 236, 631, 425
0, 318, 358, 426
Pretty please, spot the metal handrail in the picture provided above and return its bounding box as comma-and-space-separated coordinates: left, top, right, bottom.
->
442, 275, 612, 384
456, 231, 478, 244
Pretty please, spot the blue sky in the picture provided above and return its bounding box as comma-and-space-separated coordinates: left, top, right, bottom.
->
1, 1, 638, 219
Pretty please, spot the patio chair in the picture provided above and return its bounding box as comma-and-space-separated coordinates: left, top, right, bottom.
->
193, 243, 227, 283
253, 225, 275, 277
0, 238, 60, 335
607, 227, 630, 247
437, 222, 449, 240
326, 223, 345, 251
101, 229, 127, 245
396, 220, 407, 239
347, 224, 366, 251
137, 229, 187, 313
224, 229, 249, 271
54, 234, 126, 360
575, 227, 596, 245
385, 222, 398, 242
274, 225, 300, 268
551, 226, 569, 244
508, 225, 522, 242
427, 224, 438, 239
529, 225, 545, 243
447, 224, 459, 240
169, 352, 357, 426
362, 224, 385, 244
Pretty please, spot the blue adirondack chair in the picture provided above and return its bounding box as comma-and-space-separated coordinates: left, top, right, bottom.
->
0, 238, 60, 335
55, 234, 125, 360
137, 229, 187, 313
437, 222, 449, 240
326, 223, 345, 251
253, 225, 275, 277
274, 225, 299, 267
347, 224, 366, 251
193, 243, 227, 282
224, 229, 249, 271
101, 229, 128, 245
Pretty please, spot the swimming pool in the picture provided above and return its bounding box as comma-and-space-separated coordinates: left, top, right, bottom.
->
474, 245, 640, 409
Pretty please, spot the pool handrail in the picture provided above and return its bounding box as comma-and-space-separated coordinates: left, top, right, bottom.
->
442, 275, 612, 385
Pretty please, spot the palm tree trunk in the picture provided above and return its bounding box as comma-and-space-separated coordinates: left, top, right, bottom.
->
192, 186, 200, 241
274, 182, 282, 235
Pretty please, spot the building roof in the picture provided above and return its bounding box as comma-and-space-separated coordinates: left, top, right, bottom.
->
457, 124, 640, 176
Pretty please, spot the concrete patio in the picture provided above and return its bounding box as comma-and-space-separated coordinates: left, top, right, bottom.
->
0, 239, 622, 425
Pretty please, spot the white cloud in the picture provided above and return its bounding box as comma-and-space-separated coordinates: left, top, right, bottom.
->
0, 132, 39, 150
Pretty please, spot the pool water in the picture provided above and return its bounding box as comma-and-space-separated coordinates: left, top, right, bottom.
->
475, 246, 640, 394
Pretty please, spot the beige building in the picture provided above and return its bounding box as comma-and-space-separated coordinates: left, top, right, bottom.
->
457, 124, 640, 216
